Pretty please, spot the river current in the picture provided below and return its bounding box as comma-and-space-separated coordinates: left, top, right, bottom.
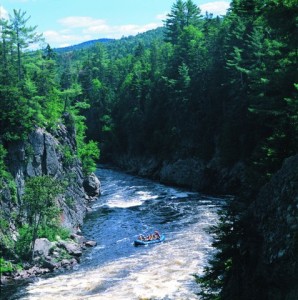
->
4, 166, 225, 300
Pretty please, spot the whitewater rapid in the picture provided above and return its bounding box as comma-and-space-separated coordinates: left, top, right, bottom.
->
8, 167, 225, 300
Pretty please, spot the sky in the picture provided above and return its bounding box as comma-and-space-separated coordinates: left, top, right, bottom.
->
0, 0, 231, 48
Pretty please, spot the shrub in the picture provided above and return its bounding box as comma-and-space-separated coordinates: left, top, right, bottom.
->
37, 225, 70, 242
15, 224, 33, 260
78, 140, 100, 175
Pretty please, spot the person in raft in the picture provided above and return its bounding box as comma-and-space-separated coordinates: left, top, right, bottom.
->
138, 234, 146, 241
138, 231, 160, 241
154, 231, 160, 239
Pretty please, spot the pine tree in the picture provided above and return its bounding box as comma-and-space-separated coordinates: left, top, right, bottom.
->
9, 9, 43, 81
164, 0, 201, 45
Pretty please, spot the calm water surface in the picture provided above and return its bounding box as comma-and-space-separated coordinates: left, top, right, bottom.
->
4, 166, 225, 300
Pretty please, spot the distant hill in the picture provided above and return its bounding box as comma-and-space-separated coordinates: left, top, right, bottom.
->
54, 27, 165, 54
55, 38, 115, 53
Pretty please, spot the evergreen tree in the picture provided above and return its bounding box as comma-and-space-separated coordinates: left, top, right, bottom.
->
164, 0, 201, 44
9, 9, 42, 81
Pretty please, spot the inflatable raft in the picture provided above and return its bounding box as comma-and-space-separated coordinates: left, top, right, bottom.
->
134, 234, 165, 246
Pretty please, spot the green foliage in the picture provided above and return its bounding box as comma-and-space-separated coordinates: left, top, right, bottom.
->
61, 145, 76, 167
0, 257, 14, 273
0, 212, 15, 256
0, 257, 22, 274
68, 102, 100, 174
78, 140, 100, 175
15, 224, 34, 260
0, 145, 17, 202
9, 9, 43, 81
8, 179, 17, 203
198, 206, 244, 299
37, 225, 70, 242
0, 1, 297, 295
65, 196, 75, 208
14, 174, 70, 259
0, 217, 9, 231
0, 10, 64, 140
21, 175, 64, 259
164, 0, 202, 44
0, 144, 9, 182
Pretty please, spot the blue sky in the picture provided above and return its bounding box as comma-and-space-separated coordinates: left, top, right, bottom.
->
0, 0, 230, 48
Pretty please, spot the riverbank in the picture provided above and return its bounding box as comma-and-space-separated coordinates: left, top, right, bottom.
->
0, 124, 101, 288
112, 154, 245, 195
2, 166, 225, 299
0, 231, 98, 286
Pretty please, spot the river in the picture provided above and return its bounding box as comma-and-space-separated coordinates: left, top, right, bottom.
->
4, 166, 225, 300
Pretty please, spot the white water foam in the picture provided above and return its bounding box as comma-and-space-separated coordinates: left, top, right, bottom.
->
107, 198, 143, 208
23, 215, 217, 300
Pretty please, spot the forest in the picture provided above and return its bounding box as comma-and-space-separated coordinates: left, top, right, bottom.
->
0, 0, 297, 299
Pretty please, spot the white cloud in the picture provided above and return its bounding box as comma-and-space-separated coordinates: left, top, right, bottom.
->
43, 29, 93, 47
0, 6, 9, 20
199, 1, 230, 16
45, 0, 231, 49
112, 23, 160, 37
45, 16, 162, 47
156, 12, 168, 21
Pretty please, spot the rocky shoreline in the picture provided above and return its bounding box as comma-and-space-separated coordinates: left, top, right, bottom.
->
0, 123, 101, 287
113, 154, 246, 195
0, 233, 97, 285
1, 171, 101, 286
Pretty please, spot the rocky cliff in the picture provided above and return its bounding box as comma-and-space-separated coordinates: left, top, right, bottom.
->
0, 119, 100, 273
113, 154, 245, 195
221, 155, 298, 300
3, 125, 87, 229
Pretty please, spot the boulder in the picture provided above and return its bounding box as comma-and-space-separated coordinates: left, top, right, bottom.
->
41, 259, 58, 271
57, 241, 82, 257
71, 233, 87, 245
33, 238, 53, 257
83, 173, 101, 197
85, 240, 97, 247
0, 275, 9, 285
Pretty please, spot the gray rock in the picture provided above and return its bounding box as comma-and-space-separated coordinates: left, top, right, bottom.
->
240, 154, 298, 299
44, 133, 61, 176
0, 275, 9, 285
16, 270, 30, 279
57, 241, 82, 257
160, 159, 207, 190
34, 238, 53, 257
71, 233, 87, 245
0, 124, 97, 283
85, 240, 97, 247
3, 125, 92, 235
83, 173, 101, 197
41, 259, 58, 271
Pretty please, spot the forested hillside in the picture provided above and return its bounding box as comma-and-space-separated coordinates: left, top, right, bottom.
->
0, 0, 297, 298
58, 0, 297, 192
53, 0, 297, 298
0, 9, 99, 278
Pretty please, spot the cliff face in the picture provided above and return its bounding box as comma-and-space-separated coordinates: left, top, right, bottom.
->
1, 122, 90, 244
113, 154, 245, 194
222, 155, 298, 300
251, 154, 298, 299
